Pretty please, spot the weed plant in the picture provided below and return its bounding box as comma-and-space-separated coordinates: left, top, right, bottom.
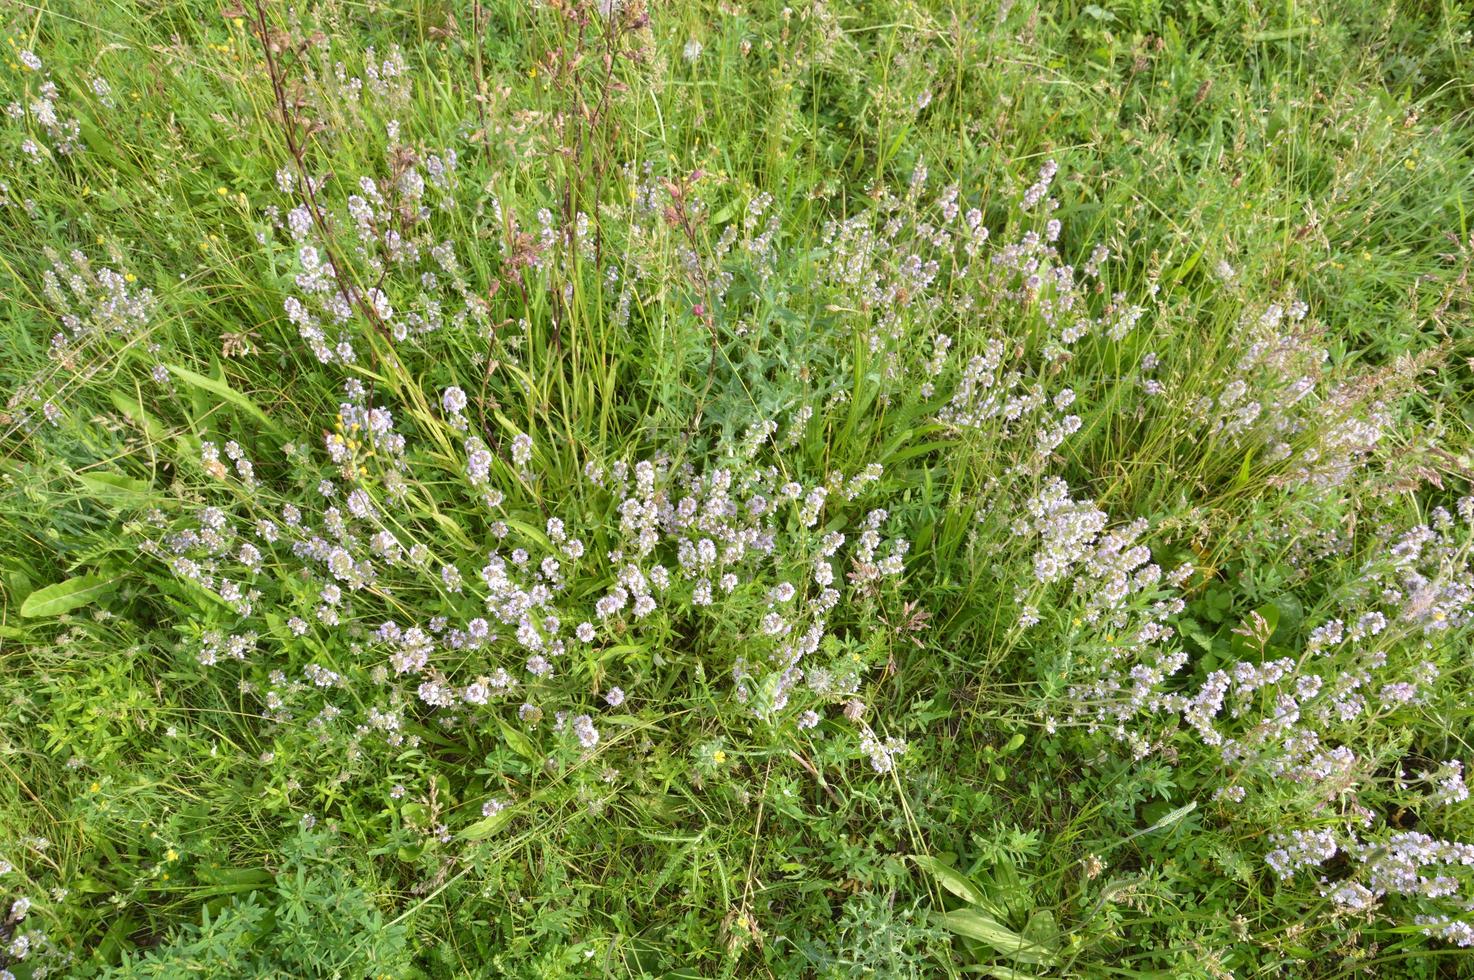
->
2, 0, 1474, 976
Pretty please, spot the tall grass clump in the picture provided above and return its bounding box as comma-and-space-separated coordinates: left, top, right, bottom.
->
2, 0, 1473, 976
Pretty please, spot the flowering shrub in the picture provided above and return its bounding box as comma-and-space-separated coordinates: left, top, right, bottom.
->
1, 0, 1472, 976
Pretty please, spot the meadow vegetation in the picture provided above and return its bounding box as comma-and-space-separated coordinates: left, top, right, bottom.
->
2, 0, 1474, 975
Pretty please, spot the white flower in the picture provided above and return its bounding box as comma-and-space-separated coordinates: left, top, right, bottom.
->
573, 714, 599, 748
511, 432, 533, 468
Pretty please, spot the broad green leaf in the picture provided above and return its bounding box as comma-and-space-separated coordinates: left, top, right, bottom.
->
75, 471, 152, 496
460, 806, 515, 841
1251, 26, 1311, 42
195, 867, 274, 887
498, 720, 538, 761
965, 967, 1045, 980
110, 390, 167, 443
938, 909, 1057, 965
1232, 450, 1253, 488
1170, 245, 1204, 283
168, 364, 283, 435
74, 471, 154, 505
426, 510, 476, 550
1023, 910, 1061, 951
911, 854, 985, 906
21, 574, 120, 618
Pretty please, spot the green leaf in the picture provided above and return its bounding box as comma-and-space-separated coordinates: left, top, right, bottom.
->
168, 364, 283, 435
110, 390, 167, 443
1170, 245, 1204, 283
195, 867, 274, 887
938, 910, 1057, 965
74, 471, 154, 505
460, 806, 515, 841
1232, 450, 1253, 489
498, 720, 538, 761
911, 854, 985, 906
1251, 26, 1311, 42
1022, 910, 1060, 951
20, 574, 120, 618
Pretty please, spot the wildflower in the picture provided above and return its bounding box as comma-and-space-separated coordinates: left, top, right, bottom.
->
573, 714, 599, 748
858, 727, 907, 773
510, 432, 533, 468
1021, 159, 1058, 210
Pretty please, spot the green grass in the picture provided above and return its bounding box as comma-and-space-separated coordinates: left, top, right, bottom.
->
2, 0, 1474, 976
